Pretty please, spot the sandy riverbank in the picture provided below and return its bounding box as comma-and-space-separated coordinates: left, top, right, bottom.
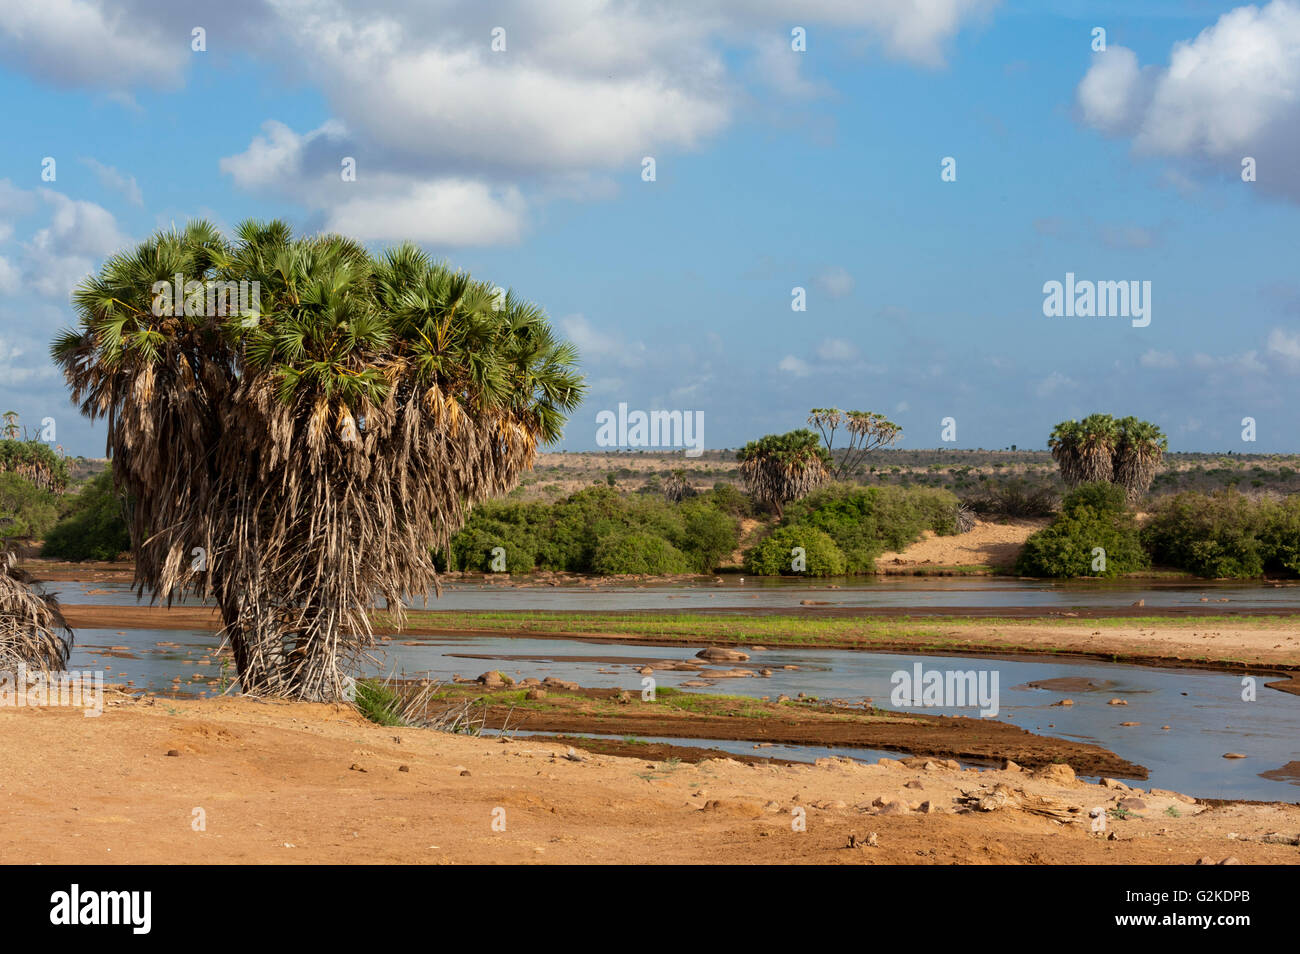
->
1, 694, 1296, 864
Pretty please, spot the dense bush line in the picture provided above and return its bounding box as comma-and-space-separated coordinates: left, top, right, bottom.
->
1141, 491, 1300, 578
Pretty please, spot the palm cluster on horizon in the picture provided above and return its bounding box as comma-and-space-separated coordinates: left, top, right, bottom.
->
1049, 414, 1168, 503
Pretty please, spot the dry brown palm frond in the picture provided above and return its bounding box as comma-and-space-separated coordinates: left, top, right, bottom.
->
0, 552, 72, 673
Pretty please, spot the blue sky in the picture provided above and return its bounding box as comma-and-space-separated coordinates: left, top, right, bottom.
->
0, 0, 1297, 456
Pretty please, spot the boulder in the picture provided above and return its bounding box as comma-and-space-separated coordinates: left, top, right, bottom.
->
695, 647, 750, 662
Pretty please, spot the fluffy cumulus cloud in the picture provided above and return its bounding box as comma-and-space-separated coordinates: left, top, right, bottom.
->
20, 189, 128, 299
0, 0, 190, 89
1268, 327, 1300, 370
1076, 0, 1300, 200
0, 0, 995, 246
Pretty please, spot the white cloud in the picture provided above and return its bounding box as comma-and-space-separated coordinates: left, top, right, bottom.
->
81, 158, 143, 207
815, 337, 859, 361
778, 354, 812, 376
327, 180, 526, 246
1034, 371, 1074, 397
1139, 349, 1179, 369
1076, 1, 1300, 200
200, 1, 997, 245
0, 335, 57, 384
22, 190, 128, 299
1267, 327, 1300, 370
0, 0, 188, 89
814, 266, 855, 299
0, 255, 19, 294
561, 314, 646, 368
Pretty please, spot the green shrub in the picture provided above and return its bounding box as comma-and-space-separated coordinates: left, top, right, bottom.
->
1141, 491, 1290, 578
592, 530, 690, 575
705, 482, 755, 518
677, 501, 740, 573
780, 483, 959, 572
449, 517, 539, 572
744, 525, 846, 576
41, 468, 131, 560
1061, 481, 1128, 517
963, 477, 1059, 518
1016, 483, 1146, 578
0, 472, 59, 542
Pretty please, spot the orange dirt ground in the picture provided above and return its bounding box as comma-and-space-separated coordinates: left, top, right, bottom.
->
2, 694, 1297, 865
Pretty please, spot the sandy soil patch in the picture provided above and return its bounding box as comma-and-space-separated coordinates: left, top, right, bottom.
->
1, 696, 1296, 865
876, 518, 1048, 571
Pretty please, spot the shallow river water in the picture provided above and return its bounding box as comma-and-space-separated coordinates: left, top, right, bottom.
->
48, 576, 1300, 612
67, 624, 1300, 802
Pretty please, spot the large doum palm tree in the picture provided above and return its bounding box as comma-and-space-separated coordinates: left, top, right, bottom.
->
737, 429, 831, 518
1113, 416, 1167, 504
52, 221, 583, 701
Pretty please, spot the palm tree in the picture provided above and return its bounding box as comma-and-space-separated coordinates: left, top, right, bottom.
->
736, 429, 830, 518
1048, 419, 1082, 485
808, 408, 901, 479
1114, 417, 1167, 504
0, 551, 71, 674
52, 221, 583, 701
0, 441, 70, 493
1050, 414, 1117, 486
1, 412, 18, 441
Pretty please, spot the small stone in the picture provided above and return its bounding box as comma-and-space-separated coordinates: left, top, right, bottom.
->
1107, 698, 1128, 706
1261, 832, 1300, 845
165, 749, 181, 757
905, 779, 924, 789
459, 769, 471, 776
526, 688, 547, 700
1119, 721, 1141, 727
1036, 762, 1076, 783
1222, 752, 1246, 759
1052, 699, 1074, 707
398, 765, 410, 773
1217, 856, 1241, 865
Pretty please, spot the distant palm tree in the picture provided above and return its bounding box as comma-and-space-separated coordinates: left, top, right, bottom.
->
0, 441, 70, 493
1114, 417, 1167, 504
1, 412, 18, 441
808, 408, 901, 479
52, 220, 583, 701
1050, 414, 1118, 486
737, 429, 830, 518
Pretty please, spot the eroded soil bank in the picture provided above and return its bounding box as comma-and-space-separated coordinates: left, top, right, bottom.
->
427, 683, 1147, 779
